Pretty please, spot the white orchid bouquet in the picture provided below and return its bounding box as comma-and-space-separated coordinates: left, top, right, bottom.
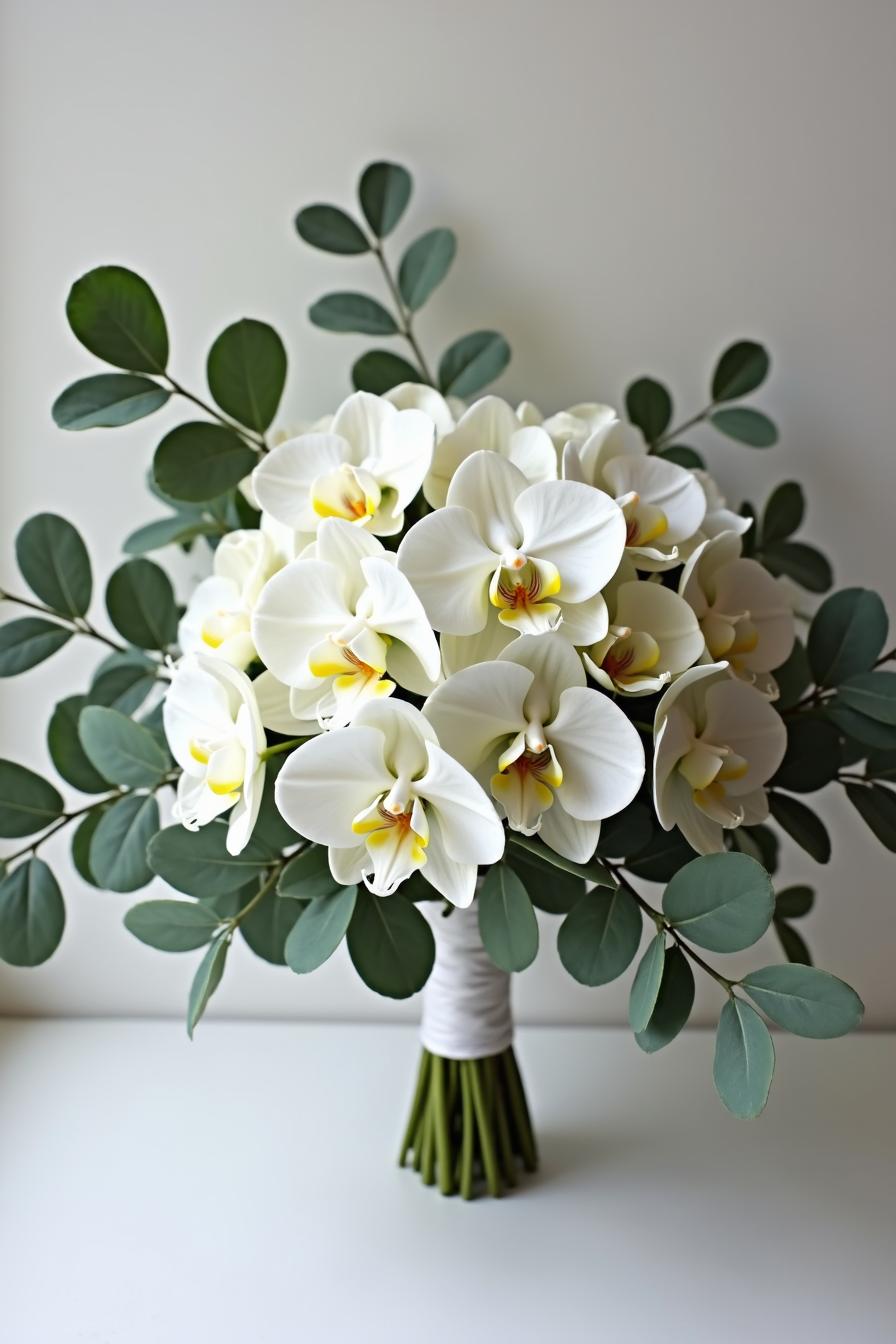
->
2, 160, 892, 1200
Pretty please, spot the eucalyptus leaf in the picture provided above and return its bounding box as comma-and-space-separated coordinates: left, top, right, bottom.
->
0, 859, 65, 967
52, 373, 170, 430
775, 919, 812, 966
15, 514, 92, 618
761, 481, 804, 545
295, 205, 369, 255
285, 885, 357, 974
775, 885, 814, 919
710, 407, 778, 447
659, 445, 704, 469
625, 828, 694, 883
628, 932, 666, 1033
773, 639, 811, 710
740, 964, 864, 1038
438, 331, 511, 398
124, 899, 222, 952
713, 997, 775, 1118
477, 863, 538, 973
824, 700, 896, 750
346, 889, 434, 998
505, 832, 615, 887
66, 265, 169, 373
808, 588, 888, 686
634, 946, 695, 1053
711, 340, 770, 402
505, 847, 584, 915
768, 791, 831, 863
0, 618, 72, 676
625, 377, 672, 444
845, 782, 896, 852
153, 422, 258, 503
309, 292, 399, 335
71, 807, 107, 887
147, 821, 272, 897
278, 844, 344, 901
760, 541, 833, 593
89, 794, 159, 892
105, 559, 178, 650
358, 161, 412, 238
556, 887, 642, 986
662, 852, 774, 952
240, 889, 303, 965
88, 663, 156, 716
838, 672, 896, 725
124, 515, 222, 555
79, 705, 169, 788
398, 228, 456, 311
352, 350, 423, 394
47, 695, 109, 793
206, 319, 287, 433
596, 800, 654, 860
187, 933, 229, 1037
0, 760, 64, 838
771, 718, 841, 793
867, 749, 896, 782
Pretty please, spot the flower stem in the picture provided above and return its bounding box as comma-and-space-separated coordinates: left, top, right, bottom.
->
259, 738, 305, 762
164, 375, 268, 452
650, 401, 717, 454
0, 590, 131, 655
610, 861, 734, 994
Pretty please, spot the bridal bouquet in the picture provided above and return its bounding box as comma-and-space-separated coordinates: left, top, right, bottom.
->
2, 160, 891, 1199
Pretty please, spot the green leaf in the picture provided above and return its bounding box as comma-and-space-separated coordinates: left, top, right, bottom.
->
358, 161, 412, 238
838, 672, 896, 725
0, 618, 71, 676
309, 292, 399, 335
147, 821, 272, 897
761, 481, 804, 544
760, 541, 832, 592
66, 265, 169, 373
768, 792, 831, 863
711, 340, 771, 402
398, 228, 456, 311
206, 319, 287, 433
351, 350, 423, 394
731, 823, 780, 873
346, 889, 435, 998
596, 800, 654, 860
808, 588, 888, 687
505, 832, 615, 887
47, 696, 109, 793
285, 885, 357, 974
79, 705, 169, 788
775, 885, 814, 919
438, 331, 511, 398
89, 794, 159, 892
775, 919, 812, 966
187, 933, 229, 1037
845, 782, 896, 852
105, 559, 178, 650
771, 718, 841, 793
15, 513, 92, 619
0, 760, 64, 838
710, 407, 778, 447
477, 863, 539, 973
824, 700, 896, 750
241, 889, 304, 966
124, 898, 222, 952
88, 658, 156, 715
713, 998, 775, 1118
123, 515, 222, 555
773, 639, 811, 710
505, 847, 584, 915
52, 373, 170, 430
634, 946, 695, 1053
662, 852, 774, 952
659, 444, 704, 469
72, 807, 106, 887
629, 932, 666, 1033
278, 844, 343, 901
741, 964, 864, 1038
294, 204, 369, 255
153, 422, 257, 504
625, 377, 672, 444
867, 749, 896, 782
556, 887, 642, 986
625, 828, 694, 883
0, 859, 65, 966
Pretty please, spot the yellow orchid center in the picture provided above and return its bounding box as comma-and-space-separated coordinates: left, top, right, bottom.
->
306, 628, 395, 727
491, 739, 564, 835
351, 792, 429, 895
311, 463, 381, 524
702, 610, 759, 664
598, 626, 663, 687
677, 736, 749, 826
200, 607, 251, 650
619, 492, 668, 548
489, 555, 562, 634
189, 734, 245, 800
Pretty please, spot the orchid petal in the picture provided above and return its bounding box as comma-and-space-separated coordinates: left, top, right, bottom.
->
547, 686, 645, 820
423, 660, 531, 773
275, 725, 392, 849
251, 559, 350, 685
421, 810, 477, 908
446, 450, 529, 552
700, 678, 787, 793
252, 433, 348, 529
397, 507, 498, 634
385, 383, 456, 438
417, 741, 505, 865
425, 396, 520, 508
514, 479, 625, 601
538, 798, 602, 864
360, 556, 441, 683
602, 454, 706, 544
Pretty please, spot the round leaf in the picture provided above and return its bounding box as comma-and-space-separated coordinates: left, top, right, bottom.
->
838, 672, 896, 725
124, 898, 222, 952
740, 964, 864, 1038
625, 377, 672, 444
438, 330, 511, 398
295, 205, 369, 255
635, 946, 695, 1053
711, 340, 771, 401
596, 801, 655, 860
556, 886, 642, 986
153, 422, 258, 504
78, 705, 169, 788
662, 852, 774, 952
147, 821, 272, 898
358, 161, 412, 238
775, 919, 812, 966
52, 373, 170, 430
0, 618, 71, 677
89, 794, 159, 892
398, 228, 456, 311
241, 891, 304, 965
0, 760, 64, 838
346, 889, 434, 999
625, 828, 695, 883
710, 407, 778, 447
824, 700, 896, 751
774, 885, 814, 919
187, 934, 229, 1037
713, 997, 775, 1118
761, 481, 804, 544
105, 559, 178, 650
47, 695, 109, 793
124, 515, 222, 556
0, 859, 65, 966
206, 319, 287, 433
659, 444, 704, 469
505, 848, 584, 915
309, 292, 399, 335
71, 807, 107, 887
15, 513, 92, 618
808, 588, 888, 687
88, 662, 156, 715
768, 792, 831, 863
628, 932, 666, 1033
773, 639, 812, 710
845, 782, 896, 852
477, 863, 539, 973
65, 265, 169, 373
771, 718, 841, 793
760, 541, 833, 593
285, 885, 357, 974
352, 350, 422, 395
279, 845, 345, 901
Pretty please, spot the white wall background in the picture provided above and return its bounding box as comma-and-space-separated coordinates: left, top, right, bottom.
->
1, 0, 894, 1027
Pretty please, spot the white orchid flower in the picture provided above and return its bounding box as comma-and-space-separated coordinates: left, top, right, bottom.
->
692, 469, 752, 541
178, 529, 283, 670
423, 396, 557, 509
423, 634, 644, 863
385, 382, 459, 439
653, 662, 787, 855
399, 452, 624, 670
518, 400, 619, 452
163, 654, 266, 856
251, 390, 434, 542
251, 518, 440, 731
275, 699, 505, 906
584, 578, 705, 696
679, 531, 794, 697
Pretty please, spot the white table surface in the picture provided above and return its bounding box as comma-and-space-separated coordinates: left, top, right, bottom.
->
0, 1020, 893, 1344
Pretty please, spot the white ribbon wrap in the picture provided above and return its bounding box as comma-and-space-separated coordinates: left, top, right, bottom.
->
419, 901, 513, 1060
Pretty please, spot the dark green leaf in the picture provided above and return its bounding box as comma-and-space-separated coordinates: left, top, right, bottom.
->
89, 794, 159, 892
634, 946, 695, 1053
0, 760, 64, 837
187, 933, 229, 1037
824, 700, 896, 750
66, 265, 168, 373
845, 782, 896, 852
505, 832, 615, 887
596, 800, 654, 860
438, 331, 511, 398
285, 885, 357, 974
0, 859, 65, 966
47, 696, 109, 793
771, 718, 841, 793
629, 933, 666, 1033
710, 407, 777, 447
309, 292, 398, 335
398, 228, 456, 311
711, 340, 771, 402
775, 919, 812, 965
295, 204, 369, 254
153, 422, 257, 504
346, 889, 435, 998
741, 964, 863, 1038
662, 852, 774, 952
88, 660, 156, 716
477, 863, 539, 973
713, 997, 775, 1118
358, 161, 412, 238
71, 808, 107, 886
731, 823, 780, 873
768, 791, 831, 863
772, 639, 811, 709
105, 558, 178, 649
278, 844, 344, 901
124, 515, 223, 555
505, 846, 584, 915
241, 890, 304, 965
808, 588, 888, 687
760, 541, 833, 592
867, 749, 896, 782
556, 887, 642, 986
147, 821, 272, 897
52, 373, 169, 430
206, 319, 287, 433
838, 672, 896, 725
124, 898, 222, 952
79, 705, 169, 788
659, 444, 704, 469
15, 513, 92, 618
0, 618, 71, 676
351, 350, 423, 395
775, 885, 814, 919
625, 828, 694, 882
761, 481, 804, 545
625, 377, 672, 444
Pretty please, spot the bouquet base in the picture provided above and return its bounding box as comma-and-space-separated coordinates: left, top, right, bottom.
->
398, 1045, 537, 1199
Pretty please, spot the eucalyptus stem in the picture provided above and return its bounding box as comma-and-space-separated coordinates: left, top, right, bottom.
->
226, 866, 283, 928
164, 375, 268, 452
0, 590, 130, 655
650, 401, 716, 454
371, 243, 437, 386
611, 861, 735, 994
